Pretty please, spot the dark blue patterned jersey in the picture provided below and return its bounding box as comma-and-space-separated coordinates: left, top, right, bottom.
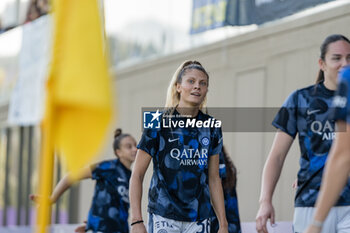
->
210, 151, 241, 233
332, 67, 350, 124
273, 82, 350, 207
86, 159, 131, 233
137, 109, 223, 221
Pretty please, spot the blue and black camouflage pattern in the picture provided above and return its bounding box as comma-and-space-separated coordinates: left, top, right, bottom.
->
210, 151, 241, 233
86, 159, 131, 233
273, 82, 350, 207
332, 66, 350, 124
138, 109, 223, 221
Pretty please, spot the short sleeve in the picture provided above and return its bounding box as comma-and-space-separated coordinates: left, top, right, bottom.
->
91, 160, 111, 180
272, 90, 298, 138
209, 126, 223, 156
137, 128, 159, 157
332, 70, 350, 124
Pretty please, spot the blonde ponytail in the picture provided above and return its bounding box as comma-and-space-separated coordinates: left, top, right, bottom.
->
165, 61, 186, 108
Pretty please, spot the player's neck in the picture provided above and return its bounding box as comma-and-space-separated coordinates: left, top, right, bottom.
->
176, 105, 199, 117
323, 78, 337, 91
119, 158, 132, 170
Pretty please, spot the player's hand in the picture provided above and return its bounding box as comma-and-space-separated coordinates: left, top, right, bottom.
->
75, 221, 87, 232
256, 201, 275, 233
29, 194, 52, 204
29, 194, 40, 203
131, 222, 147, 233
217, 225, 228, 233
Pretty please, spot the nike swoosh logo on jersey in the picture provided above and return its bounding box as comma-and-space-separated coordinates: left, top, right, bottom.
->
168, 138, 179, 142
307, 109, 321, 115
117, 178, 126, 182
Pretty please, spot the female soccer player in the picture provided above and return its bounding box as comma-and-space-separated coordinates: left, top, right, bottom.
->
303, 66, 350, 233
256, 34, 350, 233
129, 60, 228, 233
31, 128, 137, 233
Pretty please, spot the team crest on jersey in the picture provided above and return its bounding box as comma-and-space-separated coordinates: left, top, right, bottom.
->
201, 137, 209, 146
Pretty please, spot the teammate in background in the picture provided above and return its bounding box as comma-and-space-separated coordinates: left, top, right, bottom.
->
211, 146, 241, 233
255, 34, 350, 233
129, 60, 228, 233
30, 128, 137, 233
303, 66, 350, 233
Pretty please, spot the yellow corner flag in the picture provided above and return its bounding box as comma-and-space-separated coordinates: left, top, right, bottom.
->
36, 0, 112, 232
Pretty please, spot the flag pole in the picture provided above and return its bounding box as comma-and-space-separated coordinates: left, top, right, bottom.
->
35, 0, 113, 230
36, 87, 55, 233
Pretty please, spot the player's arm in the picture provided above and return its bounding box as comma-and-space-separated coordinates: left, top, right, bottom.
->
130, 149, 152, 233
209, 153, 228, 233
304, 121, 350, 233
256, 130, 294, 233
30, 166, 92, 204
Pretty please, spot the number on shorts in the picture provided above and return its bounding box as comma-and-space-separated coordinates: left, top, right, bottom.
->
196, 219, 209, 233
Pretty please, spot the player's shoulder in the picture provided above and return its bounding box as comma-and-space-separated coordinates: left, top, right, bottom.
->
297, 83, 317, 95
97, 159, 117, 168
